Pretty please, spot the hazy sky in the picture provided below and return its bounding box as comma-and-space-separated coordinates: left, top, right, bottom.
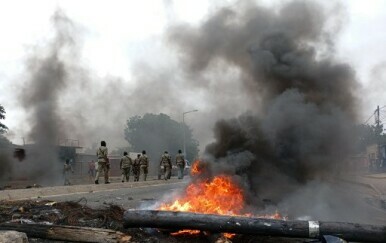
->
1, 0, 386, 150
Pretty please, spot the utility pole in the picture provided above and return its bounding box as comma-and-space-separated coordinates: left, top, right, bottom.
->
182, 109, 198, 159
374, 105, 382, 171
375, 105, 380, 128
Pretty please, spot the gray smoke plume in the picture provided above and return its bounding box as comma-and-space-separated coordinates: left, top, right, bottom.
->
18, 10, 79, 185
164, 1, 382, 223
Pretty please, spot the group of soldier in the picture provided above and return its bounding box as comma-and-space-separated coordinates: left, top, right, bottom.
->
159, 150, 186, 180
93, 140, 185, 185
119, 151, 149, 182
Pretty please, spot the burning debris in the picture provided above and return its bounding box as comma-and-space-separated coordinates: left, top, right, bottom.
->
0, 198, 301, 243
123, 210, 386, 243
158, 160, 283, 238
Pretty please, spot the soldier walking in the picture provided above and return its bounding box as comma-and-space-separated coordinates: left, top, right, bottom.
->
95, 141, 110, 184
175, 149, 186, 179
160, 151, 172, 180
132, 154, 141, 182
139, 150, 149, 181
120, 151, 132, 182
63, 159, 74, 185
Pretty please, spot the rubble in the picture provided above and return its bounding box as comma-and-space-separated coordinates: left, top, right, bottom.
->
0, 199, 359, 242
0, 198, 123, 229
0, 230, 28, 243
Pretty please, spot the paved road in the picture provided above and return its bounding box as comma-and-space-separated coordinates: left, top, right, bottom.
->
0, 177, 189, 210
43, 178, 189, 209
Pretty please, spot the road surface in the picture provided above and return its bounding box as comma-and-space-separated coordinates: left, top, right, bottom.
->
40, 178, 188, 209
0, 177, 189, 210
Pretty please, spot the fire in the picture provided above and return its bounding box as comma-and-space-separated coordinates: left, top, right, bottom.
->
159, 175, 244, 215
190, 159, 203, 176
159, 160, 283, 238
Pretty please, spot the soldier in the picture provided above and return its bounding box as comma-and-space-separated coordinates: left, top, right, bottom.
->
160, 151, 172, 180
139, 150, 149, 181
63, 159, 74, 186
132, 154, 141, 182
120, 151, 132, 182
175, 149, 186, 179
95, 141, 110, 184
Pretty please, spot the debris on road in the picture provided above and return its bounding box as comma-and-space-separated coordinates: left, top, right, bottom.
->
0, 199, 314, 242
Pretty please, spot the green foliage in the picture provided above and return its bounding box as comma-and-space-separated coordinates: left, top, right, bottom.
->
0, 105, 8, 134
0, 105, 11, 148
355, 124, 386, 153
124, 113, 199, 162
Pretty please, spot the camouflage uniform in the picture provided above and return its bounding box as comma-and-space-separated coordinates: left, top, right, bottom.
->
139, 154, 149, 181
95, 146, 109, 184
175, 153, 185, 179
160, 152, 172, 180
132, 155, 141, 182
120, 155, 132, 182
63, 162, 74, 185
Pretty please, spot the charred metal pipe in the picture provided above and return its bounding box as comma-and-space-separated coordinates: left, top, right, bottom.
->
123, 210, 386, 242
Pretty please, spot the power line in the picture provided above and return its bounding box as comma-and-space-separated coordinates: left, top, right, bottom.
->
363, 105, 386, 125
364, 113, 375, 125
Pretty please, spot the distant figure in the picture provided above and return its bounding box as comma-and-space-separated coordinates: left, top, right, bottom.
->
120, 152, 133, 182
160, 151, 172, 180
139, 150, 149, 181
88, 160, 95, 179
132, 154, 141, 182
175, 150, 186, 179
95, 141, 109, 184
63, 159, 74, 186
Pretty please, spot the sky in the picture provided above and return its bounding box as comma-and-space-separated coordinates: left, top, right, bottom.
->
1, 0, 386, 151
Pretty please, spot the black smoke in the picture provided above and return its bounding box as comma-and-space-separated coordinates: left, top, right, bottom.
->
18, 10, 79, 184
166, 1, 376, 222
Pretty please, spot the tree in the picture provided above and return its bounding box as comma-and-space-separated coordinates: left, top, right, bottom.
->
124, 113, 199, 164
354, 124, 386, 153
0, 105, 11, 147
0, 105, 7, 134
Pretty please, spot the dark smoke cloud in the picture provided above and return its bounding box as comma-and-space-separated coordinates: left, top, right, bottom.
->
165, 1, 376, 222
17, 10, 79, 184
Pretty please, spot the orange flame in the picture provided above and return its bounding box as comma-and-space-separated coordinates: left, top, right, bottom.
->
190, 159, 203, 176
159, 160, 283, 238
160, 175, 244, 215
